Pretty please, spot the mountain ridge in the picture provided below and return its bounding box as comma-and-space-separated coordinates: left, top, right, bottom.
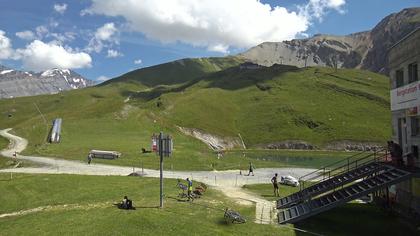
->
0, 66, 94, 99
239, 7, 420, 74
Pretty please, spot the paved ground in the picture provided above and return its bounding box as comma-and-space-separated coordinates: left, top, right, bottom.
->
0, 128, 316, 224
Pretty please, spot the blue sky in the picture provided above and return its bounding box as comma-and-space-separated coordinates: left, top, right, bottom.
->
0, 0, 418, 81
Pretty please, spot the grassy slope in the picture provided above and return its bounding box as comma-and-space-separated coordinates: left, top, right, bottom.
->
0, 57, 390, 170
243, 183, 416, 236
0, 136, 9, 168
106, 56, 244, 87
0, 174, 292, 236
155, 66, 390, 146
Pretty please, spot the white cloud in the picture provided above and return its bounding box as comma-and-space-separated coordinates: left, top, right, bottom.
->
106, 49, 123, 58
36, 25, 49, 38
97, 75, 110, 82
15, 40, 92, 71
299, 0, 346, 21
84, 0, 346, 52
83, 0, 309, 51
86, 22, 118, 53
133, 59, 142, 65
50, 32, 77, 44
16, 30, 36, 41
0, 30, 13, 59
95, 23, 117, 41
54, 3, 68, 14
326, 0, 346, 9
208, 44, 229, 54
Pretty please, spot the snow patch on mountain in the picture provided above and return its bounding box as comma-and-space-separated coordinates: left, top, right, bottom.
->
0, 66, 95, 99
0, 70, 14, 75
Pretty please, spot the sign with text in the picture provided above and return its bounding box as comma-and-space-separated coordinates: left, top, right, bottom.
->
152, 133, 173, 157
391, 81, 420, 111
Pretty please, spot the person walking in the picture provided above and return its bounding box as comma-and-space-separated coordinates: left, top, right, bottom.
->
87, 153, 93, 165
247, 162, 255, 176
186, 178, 193, 201
271, 173, 280, 197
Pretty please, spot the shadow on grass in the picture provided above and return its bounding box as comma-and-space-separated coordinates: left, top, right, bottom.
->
293, 203, 416, 236
135, 206, 160, 209
261, 194, 277, 198
216, 218, 229, 226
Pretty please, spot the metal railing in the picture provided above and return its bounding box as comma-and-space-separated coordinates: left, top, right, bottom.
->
299, 148, 388, 191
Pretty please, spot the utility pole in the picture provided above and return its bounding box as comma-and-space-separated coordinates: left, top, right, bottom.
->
159, 132, 164, 208
156, 132, 173, 208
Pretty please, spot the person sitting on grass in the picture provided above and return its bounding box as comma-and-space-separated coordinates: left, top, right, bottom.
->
121, 196, 133, 209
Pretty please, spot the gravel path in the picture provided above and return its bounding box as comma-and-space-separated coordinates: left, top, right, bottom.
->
0, 128, 316, 224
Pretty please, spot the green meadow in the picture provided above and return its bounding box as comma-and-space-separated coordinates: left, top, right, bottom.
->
0, 58, 390, 171
0, 174, 292, 236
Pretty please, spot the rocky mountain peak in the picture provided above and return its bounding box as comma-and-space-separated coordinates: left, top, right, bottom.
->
0, 65, 94, 99
240, 7, 420, 74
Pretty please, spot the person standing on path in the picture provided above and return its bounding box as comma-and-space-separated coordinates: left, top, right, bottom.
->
87, 153, 93, 165
247, 162, 255, 176
271, 173, 280, 197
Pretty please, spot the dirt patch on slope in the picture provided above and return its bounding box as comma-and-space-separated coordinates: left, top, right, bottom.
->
177, 127, 242, 150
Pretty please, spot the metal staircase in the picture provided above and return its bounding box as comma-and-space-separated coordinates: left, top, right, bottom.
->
277, 150, 413, 224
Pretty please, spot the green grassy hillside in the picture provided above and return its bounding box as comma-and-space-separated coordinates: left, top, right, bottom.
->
150, 65, 390, 146
0, 57, 391, 170
0, 174, 292, 235
105, 56, 244, 87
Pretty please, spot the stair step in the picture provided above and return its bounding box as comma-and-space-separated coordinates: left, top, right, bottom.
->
373, 176, 385, 184
365, 179, 375, 187
340, 189, 350, 197
336, 191, 345, 199
327, 195, 335, 203
378, 175, 391, 182
290, 207, 298, 219
320, 197, 329, 205
353, 185, 364, 192
383, 172, 397, 179
297, 205, 305, 215
332, 192, 340, 201
279, 211, 286, 223
347, 188, 357, 195
359, 182, 370, 190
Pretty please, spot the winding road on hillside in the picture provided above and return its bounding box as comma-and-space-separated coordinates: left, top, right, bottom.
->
0, 128, 316, 224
